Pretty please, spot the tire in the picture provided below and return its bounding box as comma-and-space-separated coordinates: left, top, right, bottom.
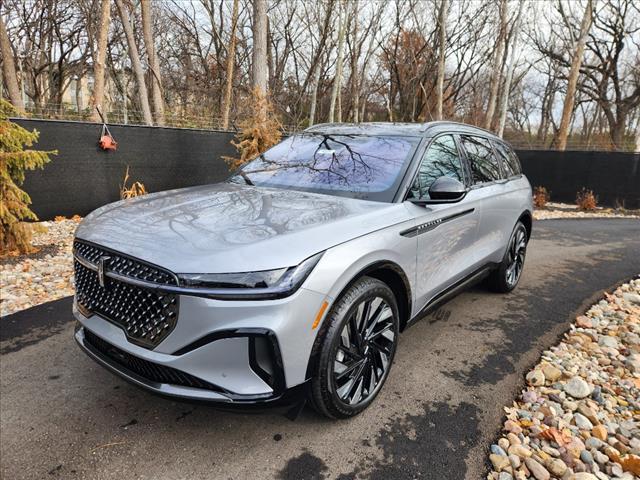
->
488, 221, 528, 293
309, 276, 400, 419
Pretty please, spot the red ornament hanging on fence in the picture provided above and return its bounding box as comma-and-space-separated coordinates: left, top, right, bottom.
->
96, 106, 117, 151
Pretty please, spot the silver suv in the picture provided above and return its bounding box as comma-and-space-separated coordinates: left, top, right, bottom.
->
73, 121, 532, 418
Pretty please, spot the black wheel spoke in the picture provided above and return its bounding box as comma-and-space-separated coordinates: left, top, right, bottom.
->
333, 295, 397, 405
506, 227, 527, 287
335, 358, 364, 381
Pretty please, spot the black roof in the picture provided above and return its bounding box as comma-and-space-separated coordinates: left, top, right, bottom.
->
304, 121, 500, 140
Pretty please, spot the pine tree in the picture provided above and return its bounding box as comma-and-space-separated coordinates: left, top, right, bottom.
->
0, 99, 55, 254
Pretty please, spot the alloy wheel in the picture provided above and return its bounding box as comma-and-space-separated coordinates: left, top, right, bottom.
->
506, 227, 527, 287
331, 296, 396, 406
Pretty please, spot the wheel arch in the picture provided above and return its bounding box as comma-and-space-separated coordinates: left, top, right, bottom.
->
304, 260, 412, 381
518, 210, 533, 240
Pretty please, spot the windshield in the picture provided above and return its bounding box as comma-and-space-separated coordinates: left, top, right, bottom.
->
230, 134, 420, 201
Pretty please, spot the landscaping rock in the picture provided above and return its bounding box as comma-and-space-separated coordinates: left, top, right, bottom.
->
486, 278, 640, 480
565, 377, 592, 399
1, 219, 78, 317
525, 458, 550, 480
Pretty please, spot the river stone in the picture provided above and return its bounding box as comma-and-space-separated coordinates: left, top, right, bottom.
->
491, 444, 508, 457
622, 292, 640, 304
593, 450, 609, 465
592, 425, 608, 441
574, 413, 594, 430
580, 450, 594, 465
498, 472, 513, 480
542, 364, 562, 382
626, 354, 640, 373
570, 474, 599, 480
547, 458, 568, 477
509, 444, 532, 459
522, 390, 537, 403
525, 458, 551, 480
585, 437, 604, 450
490, 453, 510, 471
598, 336, 619, 349
565, 377, 592, 399
527, 369, 546, 386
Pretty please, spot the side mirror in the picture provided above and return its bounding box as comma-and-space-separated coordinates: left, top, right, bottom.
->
428, 176, 467, 201
409, 176, 467, 205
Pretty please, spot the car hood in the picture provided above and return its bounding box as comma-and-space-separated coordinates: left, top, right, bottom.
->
76, 183, 410, 273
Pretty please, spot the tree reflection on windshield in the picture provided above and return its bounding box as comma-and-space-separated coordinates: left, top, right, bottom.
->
231, 134, 418, 198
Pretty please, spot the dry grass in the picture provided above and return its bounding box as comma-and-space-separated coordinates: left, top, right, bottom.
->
533, 186, 550, 209
576, 188, 598, 211
120, 166, 147, 199
223, 87, 282, 171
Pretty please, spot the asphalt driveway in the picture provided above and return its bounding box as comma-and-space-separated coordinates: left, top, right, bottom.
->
1, 218, 639, 480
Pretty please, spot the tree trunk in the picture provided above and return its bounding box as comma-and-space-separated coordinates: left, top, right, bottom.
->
556, 0, 592, 151
115, 0, 153, 126
308, 64, 321, 126
141, 0, 164, 125
435, 0, 448, 120
497, 0, 523, 137
221, 0, 239, 130
252, 0, 268, 103
329, 0, 347, 123
90, 0, 111, 122
349, 0, 360, 123
484, 0, 507, 130
0, 16, 25, 113
75, 76, 83, 113
634, 124, 640, 153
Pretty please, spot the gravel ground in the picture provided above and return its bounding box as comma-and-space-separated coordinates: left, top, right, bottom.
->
533, 203, 640, 221
487, 278, 640, 480
0, 219, 78, 317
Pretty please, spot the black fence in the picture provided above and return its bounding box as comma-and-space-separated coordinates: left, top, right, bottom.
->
15, 118, 236, 219
518, 150, 639, 209
13, 118, 640, 219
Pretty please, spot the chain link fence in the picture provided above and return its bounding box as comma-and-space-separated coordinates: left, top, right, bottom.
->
17, 104, 639, 152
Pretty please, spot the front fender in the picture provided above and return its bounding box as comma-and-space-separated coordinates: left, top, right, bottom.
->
303, 222, 417, 311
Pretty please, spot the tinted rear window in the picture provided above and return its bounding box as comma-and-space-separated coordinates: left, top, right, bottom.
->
232, 134, 419, 200
493, 141, 521, 177
460, 135, 502, 184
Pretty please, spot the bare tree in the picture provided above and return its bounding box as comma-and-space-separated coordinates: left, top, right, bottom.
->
435, 0, 448, 120
555, 0, 593, 150
0, 15, 24, 112
141, 0, 164, 125
252, 0, 268, 96
221, 0, 239, 130
484, 0, 507, 130
115, 0, 153, 125
329, 0, 347, 123
89, 0, 111, 122
497, 0, 524, 137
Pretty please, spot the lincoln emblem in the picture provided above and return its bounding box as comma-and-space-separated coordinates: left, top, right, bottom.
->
97, 256, 111, 288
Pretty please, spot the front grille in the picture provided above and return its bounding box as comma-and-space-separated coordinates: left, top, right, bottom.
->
84, 329, 223, 393
73, 240, 179, 348
73, 241, 178, 285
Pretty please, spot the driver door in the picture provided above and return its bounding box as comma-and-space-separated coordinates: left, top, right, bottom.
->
403, 134, 481, 314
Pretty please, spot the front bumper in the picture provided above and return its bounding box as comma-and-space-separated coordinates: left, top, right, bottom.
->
75, 326, 308, 407
73, 286, 329, 405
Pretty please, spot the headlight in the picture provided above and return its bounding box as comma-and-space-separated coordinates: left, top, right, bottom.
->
177, 252, 324, 300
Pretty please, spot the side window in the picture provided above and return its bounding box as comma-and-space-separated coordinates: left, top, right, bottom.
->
460, 135, 502, 184
493, 140, 522, 178
408, 135, 464, 199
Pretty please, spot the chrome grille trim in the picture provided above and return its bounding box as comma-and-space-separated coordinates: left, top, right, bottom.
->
73, 240, 179, 349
